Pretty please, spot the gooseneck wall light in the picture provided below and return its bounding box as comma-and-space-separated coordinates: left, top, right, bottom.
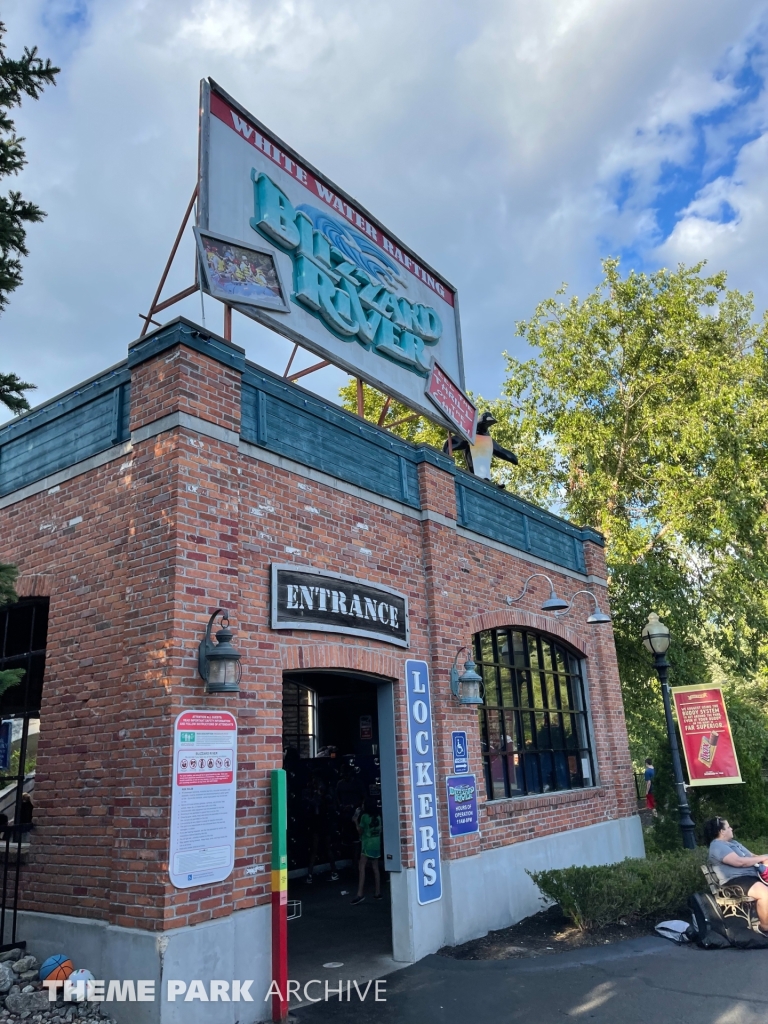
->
198, 609, 242, 694
449, 647, 484, 706
641, 612, 696, 850
555, 590, 612, 624
505, 573, 570, 612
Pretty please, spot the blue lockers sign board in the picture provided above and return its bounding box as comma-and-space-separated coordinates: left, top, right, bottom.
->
405, 660, 442, 905
451, 731, 469, 774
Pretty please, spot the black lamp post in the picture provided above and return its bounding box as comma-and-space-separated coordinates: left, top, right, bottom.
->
641, 612, 696, 850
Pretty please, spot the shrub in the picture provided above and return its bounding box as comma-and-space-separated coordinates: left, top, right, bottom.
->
527, 849, 708, 932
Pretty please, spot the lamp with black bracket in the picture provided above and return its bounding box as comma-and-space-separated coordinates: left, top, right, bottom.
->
505, 573, 570, 612
198, 609, 242, 694
554, 589, 612, 625
449, 647, 484, 706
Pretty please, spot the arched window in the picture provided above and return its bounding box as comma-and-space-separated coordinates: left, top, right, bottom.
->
474, 627, 595, 800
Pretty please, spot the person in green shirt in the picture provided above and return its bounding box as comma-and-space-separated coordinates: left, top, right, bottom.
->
351, 797, 382, 905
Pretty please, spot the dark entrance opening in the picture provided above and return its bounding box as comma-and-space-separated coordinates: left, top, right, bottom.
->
282, 670, 400, 995
0, 596, 48, 950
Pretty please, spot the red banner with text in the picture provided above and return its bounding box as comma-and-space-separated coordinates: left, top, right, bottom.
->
672, 684, 742, 787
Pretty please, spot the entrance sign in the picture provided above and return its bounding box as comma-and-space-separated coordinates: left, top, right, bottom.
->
451, 731, 469, 774
446, 775, 479, 837
199, 79, 468, 429
405, 660, 442, 905
169, 710, 238, 888
271, 564, 409, 647
672, 685, 742, 787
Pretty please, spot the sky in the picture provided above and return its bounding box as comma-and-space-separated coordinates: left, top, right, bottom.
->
2, 0, 768, 424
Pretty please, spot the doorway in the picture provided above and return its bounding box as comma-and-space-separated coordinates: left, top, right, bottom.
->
282, 670, 402, 994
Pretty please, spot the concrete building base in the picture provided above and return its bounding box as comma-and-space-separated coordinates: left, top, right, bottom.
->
17, 816, 642, 1022
17, 903, 272, 1024
391, 814, 645, 961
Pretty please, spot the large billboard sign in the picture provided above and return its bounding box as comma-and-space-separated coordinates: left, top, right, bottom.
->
198, 80, 470, 436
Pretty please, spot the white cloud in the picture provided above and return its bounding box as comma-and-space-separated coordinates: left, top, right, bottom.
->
658, 131, 768, 274
1, 0, 767, 425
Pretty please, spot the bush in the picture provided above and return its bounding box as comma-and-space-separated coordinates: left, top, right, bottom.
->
527, 849, 708, 932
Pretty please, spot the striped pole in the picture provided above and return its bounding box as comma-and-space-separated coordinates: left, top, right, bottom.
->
271, 769, 288, 1021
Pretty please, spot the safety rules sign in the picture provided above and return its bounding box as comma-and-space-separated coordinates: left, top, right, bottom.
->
169, 710, 238, 888
671, 684, 742, 787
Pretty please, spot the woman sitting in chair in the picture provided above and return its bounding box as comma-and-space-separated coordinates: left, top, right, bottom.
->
705, 817, 768, 934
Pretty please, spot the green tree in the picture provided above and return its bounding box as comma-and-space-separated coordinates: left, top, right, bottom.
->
338, 379, 448, 448
0, 21, 59, 414
0, 25, 58, 694
497, 258, 768, 758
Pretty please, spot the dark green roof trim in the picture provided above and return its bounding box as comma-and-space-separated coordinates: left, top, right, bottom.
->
455, 469, 604, 548
127, 317, 246, 373
0, 362, 130, 446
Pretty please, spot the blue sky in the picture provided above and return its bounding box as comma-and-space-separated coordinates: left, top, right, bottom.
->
2, 0, 768, 422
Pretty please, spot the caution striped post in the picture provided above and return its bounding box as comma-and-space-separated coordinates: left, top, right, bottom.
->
271, 769, 288, 1021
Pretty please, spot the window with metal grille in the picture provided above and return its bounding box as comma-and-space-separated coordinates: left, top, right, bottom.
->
475, 627, 595, 800
282, 679, 317, 759
0, 598, 48, 716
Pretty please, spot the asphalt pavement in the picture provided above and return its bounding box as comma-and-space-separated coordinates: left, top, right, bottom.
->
292, 935, 768, 1024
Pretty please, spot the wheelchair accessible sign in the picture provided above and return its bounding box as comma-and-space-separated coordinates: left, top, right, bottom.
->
451, 731, 469, 774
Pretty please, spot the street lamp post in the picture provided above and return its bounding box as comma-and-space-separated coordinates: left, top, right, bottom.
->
641, 613, 697, 850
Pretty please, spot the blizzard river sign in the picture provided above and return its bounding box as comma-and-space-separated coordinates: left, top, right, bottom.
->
199, 79, 472, 439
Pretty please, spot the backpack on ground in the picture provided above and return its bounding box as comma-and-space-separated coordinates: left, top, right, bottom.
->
688, 892, 730, 948
688, 891, 768, 949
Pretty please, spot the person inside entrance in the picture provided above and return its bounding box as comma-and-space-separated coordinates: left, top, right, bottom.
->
351, 796, 382, 905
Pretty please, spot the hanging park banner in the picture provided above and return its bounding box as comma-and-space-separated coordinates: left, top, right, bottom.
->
671, 684, 742, 787
198, 79, 474, 441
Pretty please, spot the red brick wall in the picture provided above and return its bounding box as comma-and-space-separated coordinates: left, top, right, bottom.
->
0, 340, 637, 933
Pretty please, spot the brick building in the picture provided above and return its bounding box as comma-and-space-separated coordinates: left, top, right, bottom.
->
0, 317, 642, 1022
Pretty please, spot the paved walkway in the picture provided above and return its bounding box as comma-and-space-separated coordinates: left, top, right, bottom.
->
287, 869, 406, 1003
293, 935, 768, 1024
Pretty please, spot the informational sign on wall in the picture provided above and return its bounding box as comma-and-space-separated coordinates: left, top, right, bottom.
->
405, 660, 442, 905
446, 774, 479, 837
199, 79, 472, 438
169, 710, 238, 888
672, 685, 742, 787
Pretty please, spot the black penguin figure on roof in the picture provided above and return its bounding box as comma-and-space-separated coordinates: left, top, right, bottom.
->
443, 412, 518, 488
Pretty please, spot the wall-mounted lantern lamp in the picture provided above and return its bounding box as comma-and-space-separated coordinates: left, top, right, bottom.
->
505, 573, 570, 612
449, 647, 484, 706
198, 609, 242, 693
554, 590, 612, 624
